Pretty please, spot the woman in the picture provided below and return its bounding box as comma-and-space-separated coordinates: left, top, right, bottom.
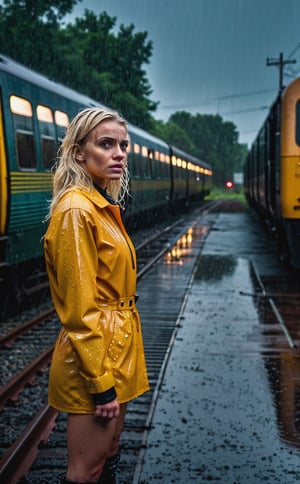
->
44, 107, 149, 484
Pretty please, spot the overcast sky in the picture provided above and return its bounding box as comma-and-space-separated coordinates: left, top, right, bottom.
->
66, 0, 300, 146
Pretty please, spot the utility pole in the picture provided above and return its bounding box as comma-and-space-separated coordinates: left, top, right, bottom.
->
266, 52, 296, 91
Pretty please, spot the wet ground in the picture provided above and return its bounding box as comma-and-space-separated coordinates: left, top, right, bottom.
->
136, 207, 300, 483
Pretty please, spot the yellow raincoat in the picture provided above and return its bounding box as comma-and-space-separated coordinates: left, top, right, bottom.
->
44, 187, 149, 413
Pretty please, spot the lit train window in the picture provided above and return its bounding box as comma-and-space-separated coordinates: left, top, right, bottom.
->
10, 95, 37, 169
133, 143, 140, 154
37, 105, 53, 123
55, 110, 69, 127
141, 146, 148, 157
10, 95, 32, 116
37, 105, 56, 171
55, 110, 69, 142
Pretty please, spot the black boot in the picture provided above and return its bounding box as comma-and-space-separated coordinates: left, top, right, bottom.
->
98, 451, 120, 484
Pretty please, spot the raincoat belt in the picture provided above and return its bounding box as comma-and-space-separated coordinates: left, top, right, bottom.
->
97, 295, 138, 310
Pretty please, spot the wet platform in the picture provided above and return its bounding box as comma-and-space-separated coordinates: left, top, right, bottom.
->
135, 210, 300, 483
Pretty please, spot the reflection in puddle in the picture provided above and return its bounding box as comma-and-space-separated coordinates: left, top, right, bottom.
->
164, 225, 209, 266
252, 272, 300, 449
195, 254, 237, 282
264, 351, 300, 449
197, 254, 300, 450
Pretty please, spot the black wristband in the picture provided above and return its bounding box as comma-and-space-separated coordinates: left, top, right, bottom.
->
92, 387, 117, 405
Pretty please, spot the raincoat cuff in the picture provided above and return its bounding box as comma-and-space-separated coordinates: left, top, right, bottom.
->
92, 387, 117, 405
83, 371, 115, 394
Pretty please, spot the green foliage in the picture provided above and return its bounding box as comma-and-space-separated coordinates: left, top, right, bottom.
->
150, 112, 248, 186
0, 0, 248, 181
206, 188, 247, 204
0, 1, 156, 129
150, 119, 196, 153
0, 0, 77, 69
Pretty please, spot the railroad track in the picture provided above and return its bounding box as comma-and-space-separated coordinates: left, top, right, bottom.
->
246, 263, 300, 350
0, 201, 221, 484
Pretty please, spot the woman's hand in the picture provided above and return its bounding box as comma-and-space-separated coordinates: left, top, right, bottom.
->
94, 398, 120, 420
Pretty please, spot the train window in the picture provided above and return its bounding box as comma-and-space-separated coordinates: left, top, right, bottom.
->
132, 153, 141, 178
55, 110, 69, 128
147, 149, 153, 178
133, 143, 140, 154
37, 105, 52, 123
296, 101, 300, 146
15, 131, 37, 169
10, 95, 32, 117
55, 110, 69, 142
10, 95, 37, 169
37, 105, 56, 170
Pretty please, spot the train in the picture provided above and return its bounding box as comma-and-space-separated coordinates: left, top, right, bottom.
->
244, 76, 300, 269
0, 54, 213, 306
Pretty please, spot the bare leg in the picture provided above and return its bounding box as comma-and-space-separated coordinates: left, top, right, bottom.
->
65, 404, 127, 482
66, 413, 116, 482
107, 403, 127, 458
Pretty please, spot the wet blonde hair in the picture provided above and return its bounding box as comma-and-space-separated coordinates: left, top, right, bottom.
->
47, 107, 130, 217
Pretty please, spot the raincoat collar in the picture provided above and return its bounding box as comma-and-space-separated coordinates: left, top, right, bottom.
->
75, 186, 115, 209
93, 183, 117, 205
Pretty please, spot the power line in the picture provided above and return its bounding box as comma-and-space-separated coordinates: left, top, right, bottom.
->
221, 105, 269, 116
287, 42, 300, 60
160, 88, 276, 110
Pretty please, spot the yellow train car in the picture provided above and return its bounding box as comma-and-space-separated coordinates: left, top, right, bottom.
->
244, 77, 300, 268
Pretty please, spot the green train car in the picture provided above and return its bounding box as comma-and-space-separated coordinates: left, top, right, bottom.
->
0, 54, 212, 305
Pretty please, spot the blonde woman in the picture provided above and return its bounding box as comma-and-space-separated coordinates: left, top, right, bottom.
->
44, 108, 149, 483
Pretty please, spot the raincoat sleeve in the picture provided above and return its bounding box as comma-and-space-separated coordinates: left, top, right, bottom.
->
45, 206, 115, 395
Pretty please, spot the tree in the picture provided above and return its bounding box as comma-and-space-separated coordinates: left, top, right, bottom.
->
0, 0, 78, 70
59, 12, 157, 127
158, 111, 248, 186
0, 0, 248, 172
0, 1, 157, 129
150, 119, 196, 154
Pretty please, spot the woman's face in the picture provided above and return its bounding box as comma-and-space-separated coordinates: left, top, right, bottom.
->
76, 119, 129, 188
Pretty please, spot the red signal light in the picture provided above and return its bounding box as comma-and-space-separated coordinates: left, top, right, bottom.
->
225, 180, 233, 189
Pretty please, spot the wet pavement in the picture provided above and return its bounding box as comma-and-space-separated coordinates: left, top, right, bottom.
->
136, 209, 300, 483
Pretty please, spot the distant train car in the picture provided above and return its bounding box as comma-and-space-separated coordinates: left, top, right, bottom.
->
125, 125, 171, 222
244, 77, 300, 268
0, 53, 212, 302
169, 145, 212, 204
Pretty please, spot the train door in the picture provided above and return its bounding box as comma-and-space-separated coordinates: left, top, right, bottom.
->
0, 92, 8, 239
